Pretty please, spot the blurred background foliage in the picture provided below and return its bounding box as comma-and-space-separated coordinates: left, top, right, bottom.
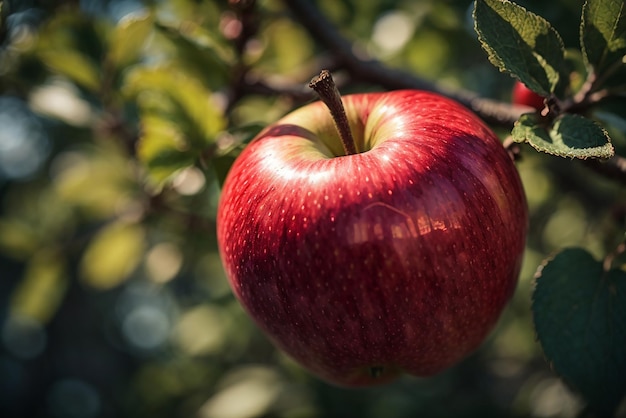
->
0, 0, 624, 417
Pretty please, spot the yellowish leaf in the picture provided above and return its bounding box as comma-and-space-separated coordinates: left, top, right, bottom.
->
0, 220, 39, 260
38, 50, 101, 92
80, 221, 146, 290
52, 146, 136, 219
109, 13, 154, 66
10, 248, 68, 324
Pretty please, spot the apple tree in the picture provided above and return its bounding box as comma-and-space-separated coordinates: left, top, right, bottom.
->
0, 0, 624, 417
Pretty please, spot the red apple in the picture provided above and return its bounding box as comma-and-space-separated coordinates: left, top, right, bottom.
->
217, 88, 527, 386
512, 80, 545, 110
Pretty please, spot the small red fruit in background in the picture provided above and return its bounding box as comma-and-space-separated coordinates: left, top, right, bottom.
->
217, 74, 528, 387
512, 80, 545, 110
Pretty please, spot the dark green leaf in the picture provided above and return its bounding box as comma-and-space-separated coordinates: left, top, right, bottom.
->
224, 123, 265, 151
550, 114, 614, 158
473, 0, 568, 96
35, 13, 106, 92
511, 112, 548, 143
512, 113, 614, 159
145, 148, 196, 175
581, 0, 626, 82
211, 123, 263, 187
212, 155, 237, 188
533, 248, 626, 416
155, 21, 232, 90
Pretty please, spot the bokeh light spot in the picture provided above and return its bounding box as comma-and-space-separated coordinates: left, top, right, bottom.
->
172, 166, 206, 196
198, 366, 284, 418
0, 97, 50, 180
29, 81, 94, 127
372, 11, 415, 55
175, 305, 228, 356
47, 378, 101, 418
1, 315, 47, 360
146, 242, 183, 284
122, 305, 170, 350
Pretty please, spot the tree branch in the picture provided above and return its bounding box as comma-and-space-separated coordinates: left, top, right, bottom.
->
282, 0, 526, 128
281, 0, 626, 184
241, 74, 315, 102
584, 155, 626, 184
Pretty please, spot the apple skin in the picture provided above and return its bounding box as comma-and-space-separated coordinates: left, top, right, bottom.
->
512, 80, 545, 110
217, 90, 528, 387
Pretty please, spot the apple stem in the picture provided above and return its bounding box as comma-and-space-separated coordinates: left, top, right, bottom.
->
309, 70, 358, 156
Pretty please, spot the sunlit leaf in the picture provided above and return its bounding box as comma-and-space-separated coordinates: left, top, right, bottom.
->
80, 221, 146, 290
474, 0, 568, 97
257, 18, 315, 74
533, 248, 626, 416
581, 0, 626, 85
137, 116, 197, 182
10, 248, 68, 324
36, 13, 108, 92
124, 66, 226, 184
38, 50, 101, 92
512, 113, 614, 159
109, 13, 154, 67
53, 146, 136, 219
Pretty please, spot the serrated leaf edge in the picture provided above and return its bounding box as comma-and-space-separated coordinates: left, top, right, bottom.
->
512, 114, 615, 160
473, 0, 567, 96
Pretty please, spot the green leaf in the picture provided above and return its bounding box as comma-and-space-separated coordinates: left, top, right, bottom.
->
108, 13, 154, 67
512, 113, 614, 159
155, 21, 232, 90
80, 221, 146, 290
38, 50, 101, 91
211, 124, 264, 187
473, 0, 568, 96
532, 248, 626, 416
124, 66, 226, 184
256, 18, 316, 75
0, 219, 41, 259
35, 13, 107, 92
53, 144, 136, 219
137, 115, 197, 182
10, 248, 68, 324
581, 0, 626, 82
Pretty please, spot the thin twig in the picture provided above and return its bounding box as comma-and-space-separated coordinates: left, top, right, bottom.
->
242, 75, 315, 102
